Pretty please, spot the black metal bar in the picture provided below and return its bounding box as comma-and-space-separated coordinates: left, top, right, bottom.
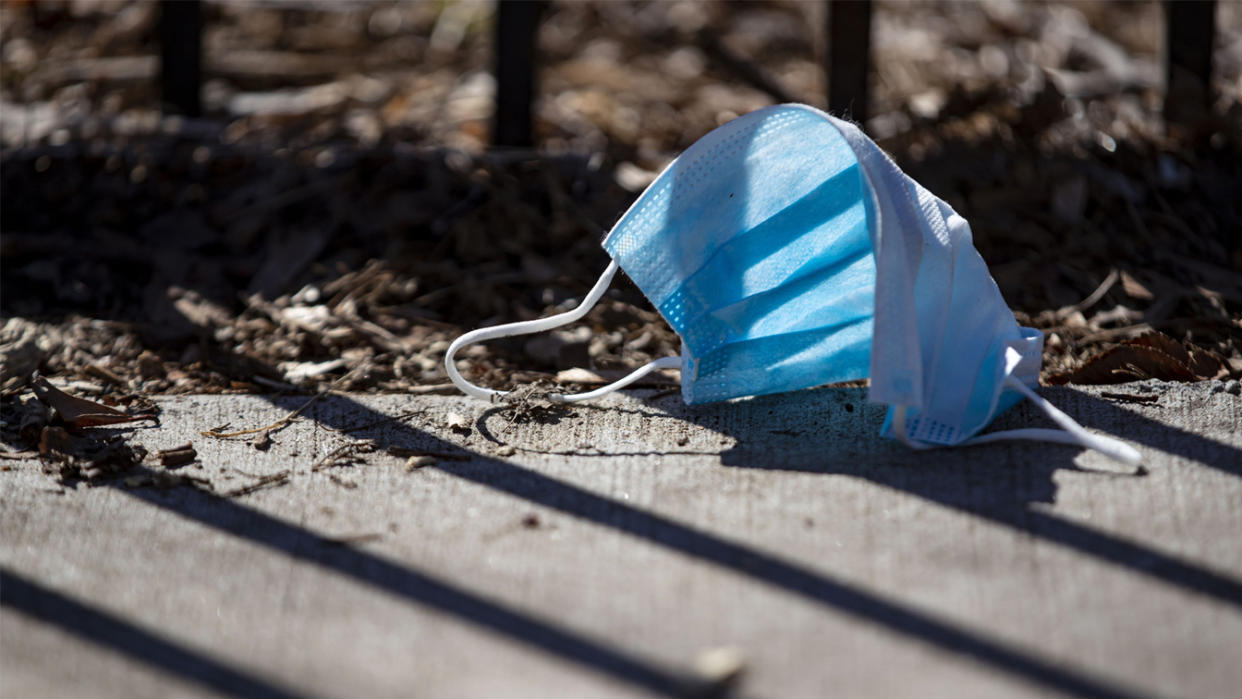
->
1164, 0, 1216, 127
159, 0, 203, 117
826, 0, 872, 126
492, 0, 546, 148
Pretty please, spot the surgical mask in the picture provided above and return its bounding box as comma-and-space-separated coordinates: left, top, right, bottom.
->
446, 104, 1140, 466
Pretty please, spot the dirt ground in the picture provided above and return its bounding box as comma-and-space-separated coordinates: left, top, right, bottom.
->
2, 0, 1240, 411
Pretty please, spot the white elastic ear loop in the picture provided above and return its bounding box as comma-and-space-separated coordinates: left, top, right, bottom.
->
893, 378, 1142, 467
444, 261, 681, 403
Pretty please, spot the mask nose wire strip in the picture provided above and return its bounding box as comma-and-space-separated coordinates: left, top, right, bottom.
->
444, 261, 681, 403
893, 377, 1142, 467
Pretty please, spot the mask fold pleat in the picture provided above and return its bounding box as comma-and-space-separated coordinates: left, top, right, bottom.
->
683, 245, 875, 354
686, 316, 872, 404
658, 163, 867, 327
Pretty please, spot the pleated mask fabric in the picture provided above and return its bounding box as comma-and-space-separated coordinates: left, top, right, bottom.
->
603, 105, 877, 405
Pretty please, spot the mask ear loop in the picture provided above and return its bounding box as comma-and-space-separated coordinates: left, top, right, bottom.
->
892, 377, 1142, 467
445, 261, 681, 403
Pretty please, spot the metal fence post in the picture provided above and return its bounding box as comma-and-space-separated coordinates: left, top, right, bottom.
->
826, 0, 872, 127
492, 1, 546, 148
159, 0, 203, 117
1164, 0, 1216, 128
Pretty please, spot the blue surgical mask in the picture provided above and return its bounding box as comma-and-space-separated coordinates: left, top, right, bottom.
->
447, 104, 1139, 466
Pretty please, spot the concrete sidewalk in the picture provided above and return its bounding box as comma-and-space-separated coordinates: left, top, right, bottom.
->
2, 382, 1240, 698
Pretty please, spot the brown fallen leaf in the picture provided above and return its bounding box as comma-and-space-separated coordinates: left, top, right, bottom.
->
31, 377, 159, 428
1048, 331, 1231, 385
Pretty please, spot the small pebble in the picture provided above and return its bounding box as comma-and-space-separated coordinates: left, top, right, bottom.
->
252, 431, 272, 451
446, 412, 470, 434
496, 445, 516, 457
693, 646, 747, 688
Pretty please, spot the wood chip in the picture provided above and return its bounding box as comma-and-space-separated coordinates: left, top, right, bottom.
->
405, 455, 435, 471
157, 443, 197, 467
446, 412, 470, 434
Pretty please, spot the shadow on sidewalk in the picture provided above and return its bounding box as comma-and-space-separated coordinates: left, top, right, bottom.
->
102, 469, 700, 698
242, 390, 1151, 699
1, 569, 308, 699
675, 386, 1242, 608
24, 383, 1233, 699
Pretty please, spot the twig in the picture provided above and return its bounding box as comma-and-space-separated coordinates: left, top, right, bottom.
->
327, 472, 358, 489
311, 442, 374, 472
200, 368, 358, 439
695, 29, 798, 104
384, 445, 471, 461
1100, 391, 1160, 404
223, 471, 290, 498
1057, 268, 1119, 319
230, 466, 268, 478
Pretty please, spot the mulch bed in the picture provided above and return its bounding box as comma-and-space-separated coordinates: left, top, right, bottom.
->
3, 0, 1240, 407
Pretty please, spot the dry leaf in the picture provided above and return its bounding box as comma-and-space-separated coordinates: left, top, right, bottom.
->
1127, 332, 1230, 380
31, 377, 159, 428
1049, 332, 1230, 385
1185, 346, 1233, 381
